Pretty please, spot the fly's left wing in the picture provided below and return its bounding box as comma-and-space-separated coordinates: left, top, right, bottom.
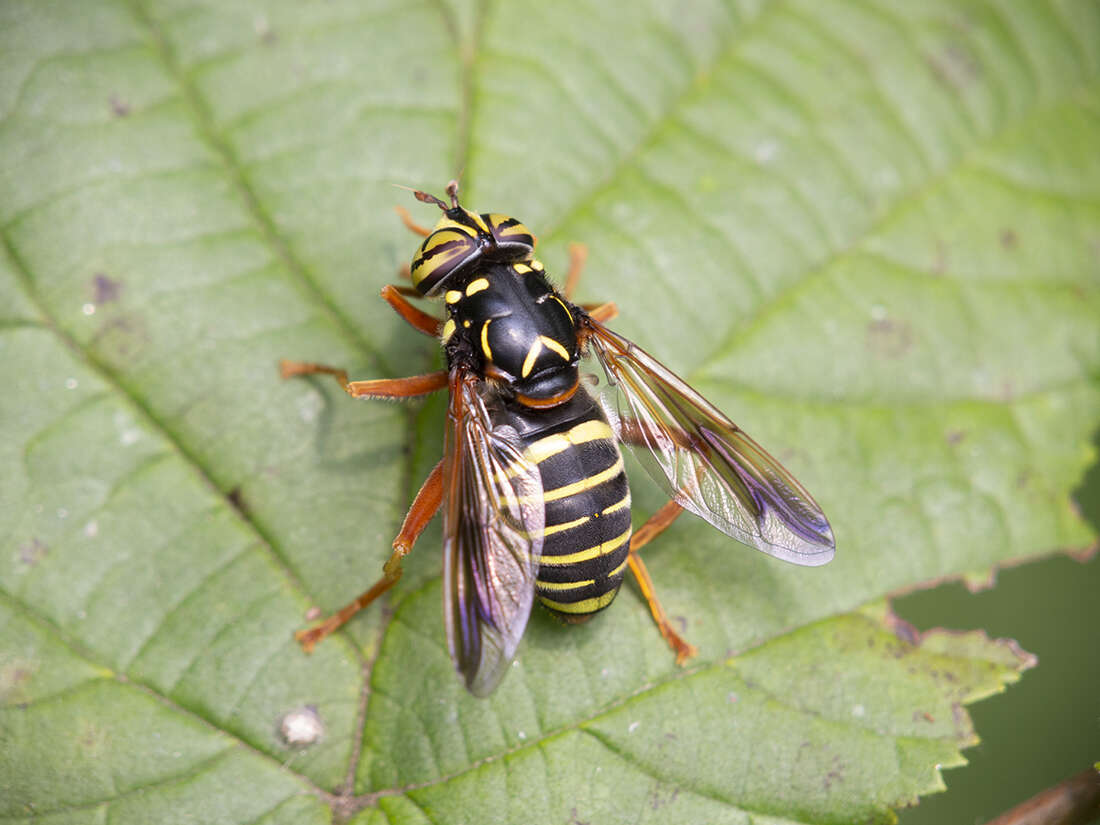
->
442, 371, 545, 697
585, 320, 834, 566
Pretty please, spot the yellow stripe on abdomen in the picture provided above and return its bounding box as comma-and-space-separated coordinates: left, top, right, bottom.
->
536, 525, 631, 566
538, 455, 624, 503
524, 420, 614, 464
539, 589, 619, 614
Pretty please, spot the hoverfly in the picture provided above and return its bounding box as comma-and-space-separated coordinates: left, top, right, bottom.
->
282, 182, 834, 696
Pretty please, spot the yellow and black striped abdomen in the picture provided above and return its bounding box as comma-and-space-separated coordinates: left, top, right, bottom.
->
509, 397, 632, 619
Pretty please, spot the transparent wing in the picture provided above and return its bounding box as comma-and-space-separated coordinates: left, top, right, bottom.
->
442, 371, 545, 697
585, 321, 834, 566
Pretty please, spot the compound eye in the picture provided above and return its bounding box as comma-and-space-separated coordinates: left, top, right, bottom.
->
410, 226, 479, 295
486, 213, 535, 255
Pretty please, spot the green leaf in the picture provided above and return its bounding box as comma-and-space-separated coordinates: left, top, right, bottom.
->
1, 1, 1096, 823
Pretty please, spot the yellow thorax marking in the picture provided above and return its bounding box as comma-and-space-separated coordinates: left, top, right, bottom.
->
550, 295, 572, 322
445, 289, 463, 304
520, 340, 542, 378
466, 277, 490, 296
520, 335, 571, 378
513, 263, 532, 274
441, 318, 456, 343
480, 319, 493, 360
540, 335, 570, 360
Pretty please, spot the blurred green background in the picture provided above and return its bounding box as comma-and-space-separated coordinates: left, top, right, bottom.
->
897, 433, 1099, 825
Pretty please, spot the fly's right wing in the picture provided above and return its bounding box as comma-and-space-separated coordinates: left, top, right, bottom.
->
442, 371, 545, 697
585, 320, 834, 566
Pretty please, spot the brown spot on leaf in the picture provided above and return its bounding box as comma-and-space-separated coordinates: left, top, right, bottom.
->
226, 486, 249, 516
255, 16, 277, 44
648, 784, 680, 810
867, 318, 913, 359
882, 609, 921, 646
92, 315, 148, 361
1000, 228, 1018, 249
1, 663, 34, 703
933, 240, 949, 275
109, 95, 130, 117
18, 539, 48, 566
946, 430, 966, 445
78, 721, 107, 755
823, 755, 845, 790
927, 42, 981, 90
93, 273, 122, 304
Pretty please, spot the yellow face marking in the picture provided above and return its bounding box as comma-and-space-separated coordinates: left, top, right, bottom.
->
489, 215, 531, 239
413, 234, 469, 285
533, 456, 624, 504
535, 577, 595, 592
539, 335, 570, 361
466, 277, 490, 296
513, 263, 532, 274
435, 217, 477, 236
480, 319, 493, 360
539, 589, 618, 614
463, 319, 471, 328
445, 290, 463, 304
431, 224, 473, 246
524, 420, 614, 464
441, 318, 456, 343
530, 259, 544, 271
423, 231, 453, 252
520, 339, 543, 378
465, 209, 490, 234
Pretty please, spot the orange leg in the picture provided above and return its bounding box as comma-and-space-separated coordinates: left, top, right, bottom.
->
296, 460, 445, 652
280, 361, 448, 399
563, 243, 587, 300
626, 500, 697, 664
395, 205, 432, 237
582, 301, 619, 323
562, 242, 618, 322
380, 284, 440, 336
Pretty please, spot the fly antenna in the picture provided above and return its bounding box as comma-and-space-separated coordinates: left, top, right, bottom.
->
391, 183, 449, 212
445, 179, 461, 209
